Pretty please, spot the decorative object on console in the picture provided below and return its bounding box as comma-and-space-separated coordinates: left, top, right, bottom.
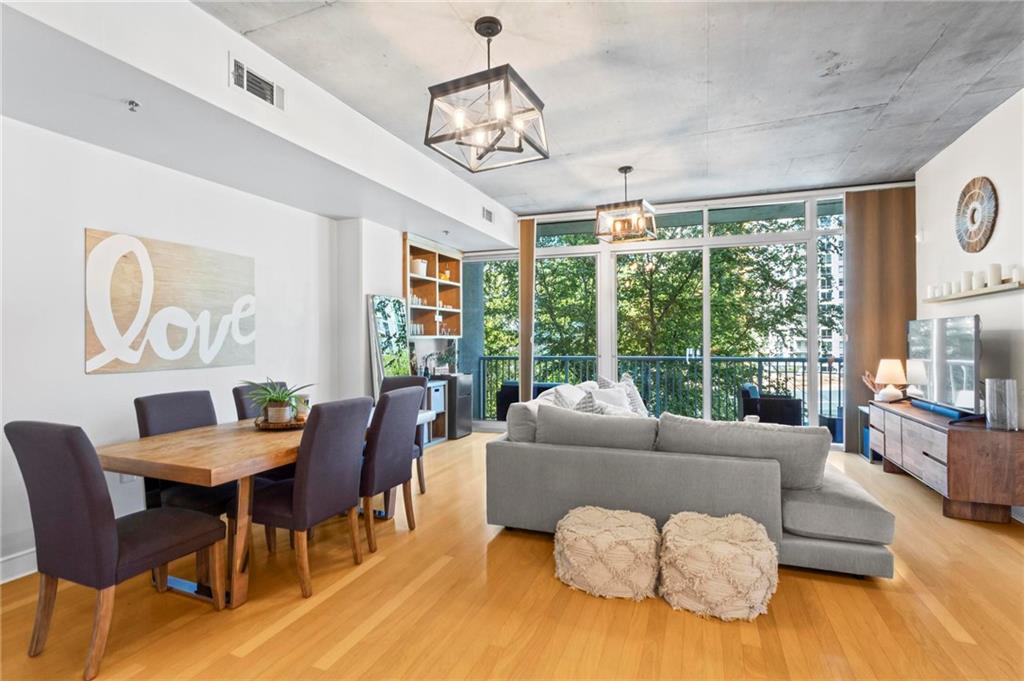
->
424, 16, 548, 173
955, 176, 998, 253
984, 379, 1019, 431
873, 359, 906, 402
594, 166, 657, 242
85, 229, 255, 374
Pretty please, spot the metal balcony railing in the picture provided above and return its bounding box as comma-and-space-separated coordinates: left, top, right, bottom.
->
474, 355, 844, 433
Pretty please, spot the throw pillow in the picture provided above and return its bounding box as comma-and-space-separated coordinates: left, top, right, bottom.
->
574, 391, 638, 417
597, 373, 649, 416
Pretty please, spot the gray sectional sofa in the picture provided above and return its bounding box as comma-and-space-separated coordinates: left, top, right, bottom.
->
486, 398, 896, 578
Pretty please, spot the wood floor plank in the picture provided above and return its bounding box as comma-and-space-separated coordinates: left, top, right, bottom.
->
2, 434, 1023, 681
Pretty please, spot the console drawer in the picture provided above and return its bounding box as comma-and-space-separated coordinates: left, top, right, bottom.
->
884, 412, 902, 465
869, 426, 885, 455
903, 420, 947, 464
870, 405, 886, 430
902, 446, 948, 497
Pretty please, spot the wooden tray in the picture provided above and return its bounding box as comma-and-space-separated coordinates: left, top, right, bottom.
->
254, 417, 306, 431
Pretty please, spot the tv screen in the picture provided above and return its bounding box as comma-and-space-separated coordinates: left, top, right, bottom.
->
906, 315, 980, 413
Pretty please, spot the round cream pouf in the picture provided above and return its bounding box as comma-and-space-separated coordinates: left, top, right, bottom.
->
659, 512, 778, 621
554, 506, 660, 601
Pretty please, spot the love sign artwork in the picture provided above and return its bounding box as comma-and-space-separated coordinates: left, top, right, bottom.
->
85, 229, 256, 374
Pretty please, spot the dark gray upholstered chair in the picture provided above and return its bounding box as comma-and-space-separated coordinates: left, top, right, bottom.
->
380, 375, 429, 493
4, 421, 226, 681
232, 383, 295, 482
361, 386, 423, 552
254, 398, 373, 597
134, 391, 236, 515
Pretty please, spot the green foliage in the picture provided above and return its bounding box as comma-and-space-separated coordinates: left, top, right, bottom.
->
534, 257, 597, 356
482, 260, 519, 356
241, 379, 314, 408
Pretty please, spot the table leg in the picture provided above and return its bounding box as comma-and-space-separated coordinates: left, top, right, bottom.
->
230, 476, 254, 608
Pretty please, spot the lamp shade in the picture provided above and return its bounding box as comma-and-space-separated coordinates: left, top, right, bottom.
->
875, 359, 907, 385
905, 359, 929, 385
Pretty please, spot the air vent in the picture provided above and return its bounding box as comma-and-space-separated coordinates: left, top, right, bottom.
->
481, 207, 494, 223
230, 57, 285, 110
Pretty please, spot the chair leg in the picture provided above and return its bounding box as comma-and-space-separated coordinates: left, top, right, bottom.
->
207, 539, 226, 611
28, 574, 58, 657
416, 457, 426, 494
152, 564, 168, 593
195, 551, 209, 587
308, 526, 315, 543
402, 480, 416, 531
289, 530, 295, 549
264, 525, 277, 554
294, 530, 312, 598
362, 496, 377, 552
347, 507, 363, 565
83, 586, 115, 681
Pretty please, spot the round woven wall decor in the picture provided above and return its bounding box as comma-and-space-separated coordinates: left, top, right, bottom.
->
955, 176, 998, 253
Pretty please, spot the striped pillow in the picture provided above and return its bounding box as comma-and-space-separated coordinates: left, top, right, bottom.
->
574, 391, 638, 417
597, 373, 649, 416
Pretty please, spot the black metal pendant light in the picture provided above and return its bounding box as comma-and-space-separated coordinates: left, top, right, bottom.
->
424, 16, 549, 172
595, 166, 657, 241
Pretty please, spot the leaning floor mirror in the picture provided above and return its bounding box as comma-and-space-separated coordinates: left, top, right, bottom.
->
368, 294, 412, 401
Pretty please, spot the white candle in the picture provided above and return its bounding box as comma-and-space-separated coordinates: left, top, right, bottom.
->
943, 282, 953, 296
988, 264, 1003, 287
926, 285, 935, 298
976, 270, 987, 288
1012, 266, 1021, 283
962, 271, 974, 291
953, 281, 961, 294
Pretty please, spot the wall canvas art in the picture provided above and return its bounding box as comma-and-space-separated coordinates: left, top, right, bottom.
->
85, 229, 256, 374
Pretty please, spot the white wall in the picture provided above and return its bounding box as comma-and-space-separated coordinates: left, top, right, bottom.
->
0, 118, 340, 580
334, 219, 405, 399
915, 89, 1024, 522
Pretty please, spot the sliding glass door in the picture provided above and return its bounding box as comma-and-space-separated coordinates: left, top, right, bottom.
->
534, 255, 598, 386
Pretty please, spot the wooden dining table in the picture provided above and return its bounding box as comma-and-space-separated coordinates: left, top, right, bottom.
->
97, 410, 435, 608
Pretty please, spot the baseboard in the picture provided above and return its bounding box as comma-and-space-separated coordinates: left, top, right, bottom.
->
1, 547, 37, 584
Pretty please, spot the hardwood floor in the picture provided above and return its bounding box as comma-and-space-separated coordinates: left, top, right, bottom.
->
3, 432, 1023, 680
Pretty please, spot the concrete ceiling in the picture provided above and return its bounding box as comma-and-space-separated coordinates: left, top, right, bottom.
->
198, 1, 1024, 215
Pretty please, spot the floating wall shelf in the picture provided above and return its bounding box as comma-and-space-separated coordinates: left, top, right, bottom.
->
923, 279, 1024, 303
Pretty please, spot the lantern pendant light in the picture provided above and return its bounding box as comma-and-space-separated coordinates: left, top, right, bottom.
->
424, 16, 549, 172
595, 166, 657, 241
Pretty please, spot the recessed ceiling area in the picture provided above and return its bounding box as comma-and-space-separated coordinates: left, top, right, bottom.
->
198, 1, 1024, 215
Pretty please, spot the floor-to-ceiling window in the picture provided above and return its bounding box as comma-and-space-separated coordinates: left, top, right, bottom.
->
460, 258, 518, 420
464, 191, 846, 442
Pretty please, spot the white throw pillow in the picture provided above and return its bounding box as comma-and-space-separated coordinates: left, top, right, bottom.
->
574, 391, 639, 417
597, 373, 649, 416
589, 387, 630, 409
536, 383, 586, 409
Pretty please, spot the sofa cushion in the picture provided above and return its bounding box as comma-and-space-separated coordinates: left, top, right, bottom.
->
781, 465, 895, 545
536, 405, 658, 451
597, 374, 649, 416
655, 413, 830, 490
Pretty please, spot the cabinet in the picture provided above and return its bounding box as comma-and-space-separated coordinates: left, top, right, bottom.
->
403, 233, 462, 339
870, 400, 1024, 523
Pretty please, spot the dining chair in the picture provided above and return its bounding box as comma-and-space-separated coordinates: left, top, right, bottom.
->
133, 390, 236, 516
250, 398, 373, 597
232, 383, 295, 482
4, 421, 227, 681
380, 375, 429, 493
361, 386, 423, 552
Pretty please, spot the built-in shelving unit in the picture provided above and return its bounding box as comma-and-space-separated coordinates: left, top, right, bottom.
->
404, 233, 462, 339
923, 279, 1024, 303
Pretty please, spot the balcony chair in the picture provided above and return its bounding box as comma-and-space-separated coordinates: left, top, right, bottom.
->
232, 383, 295, 482
250, 398, 373, 597
360, 386, 423, 552
738, 382, 803, 426
495, 380, 561, 421
4, 421, 226, 680
380, 375, 429, 493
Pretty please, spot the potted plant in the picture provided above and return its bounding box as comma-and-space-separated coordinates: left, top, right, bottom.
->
242, 379, 314, 424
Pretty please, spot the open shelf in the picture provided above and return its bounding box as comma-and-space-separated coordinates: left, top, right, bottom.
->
404, 234, 462, 339
923, 279, 1023, 303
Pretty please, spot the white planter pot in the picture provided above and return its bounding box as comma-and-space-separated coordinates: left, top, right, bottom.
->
266, 405, 293, 424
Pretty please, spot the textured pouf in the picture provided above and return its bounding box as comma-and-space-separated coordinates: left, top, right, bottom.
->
659, 512, 778, 621
554, 506, 660, 601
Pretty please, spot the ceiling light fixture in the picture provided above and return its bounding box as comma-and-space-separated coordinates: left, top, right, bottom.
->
424, 16, 549, 173
595, 166, 657, 242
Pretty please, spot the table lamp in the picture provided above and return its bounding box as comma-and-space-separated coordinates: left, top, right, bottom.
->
874, 359, 907, 402
904, 359, 928, 397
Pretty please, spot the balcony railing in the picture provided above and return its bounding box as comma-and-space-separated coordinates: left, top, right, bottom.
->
475, 355, 844, 436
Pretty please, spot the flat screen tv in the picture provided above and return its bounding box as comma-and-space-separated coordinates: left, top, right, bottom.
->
906, 315, 980, 414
